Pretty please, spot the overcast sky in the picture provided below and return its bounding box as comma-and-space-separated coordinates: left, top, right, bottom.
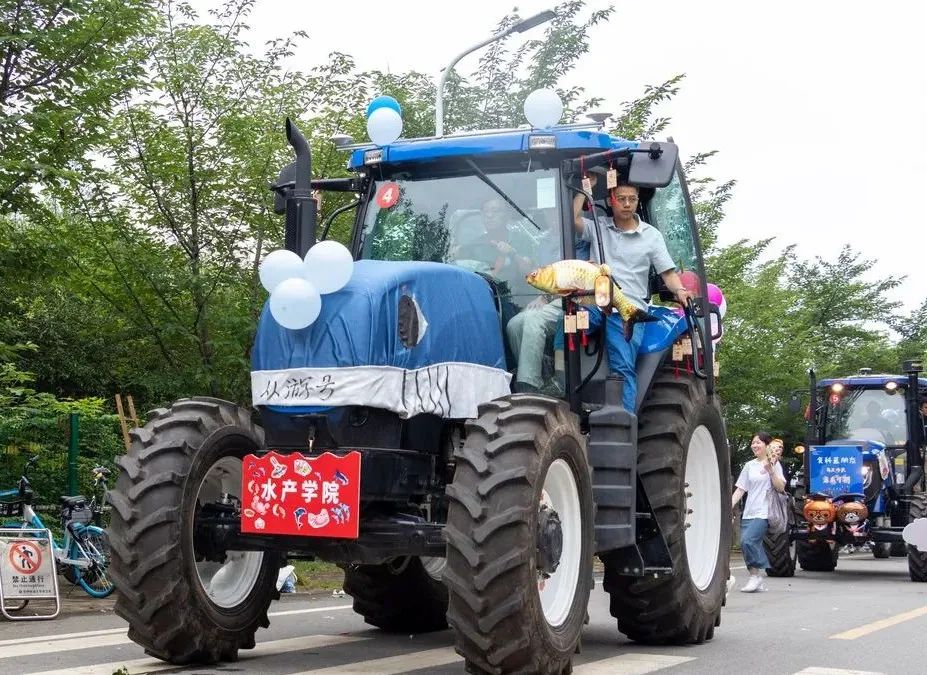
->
192, 0, 925, 315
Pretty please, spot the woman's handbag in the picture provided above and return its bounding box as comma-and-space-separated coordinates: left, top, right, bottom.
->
766, 488, 790, 535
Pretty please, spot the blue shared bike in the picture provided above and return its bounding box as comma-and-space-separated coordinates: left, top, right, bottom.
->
0, 456, 114, 608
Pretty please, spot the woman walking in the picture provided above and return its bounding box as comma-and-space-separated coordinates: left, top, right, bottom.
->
731, 432, 786, 592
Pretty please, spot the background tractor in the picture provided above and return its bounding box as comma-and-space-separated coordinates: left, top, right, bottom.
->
107, 86, 731, 673
765, 361, 927, 582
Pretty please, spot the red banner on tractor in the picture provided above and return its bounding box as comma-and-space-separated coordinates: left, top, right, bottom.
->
241, 451, 361, 539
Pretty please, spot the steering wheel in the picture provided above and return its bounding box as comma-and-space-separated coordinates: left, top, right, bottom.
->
452, 241, 506, 263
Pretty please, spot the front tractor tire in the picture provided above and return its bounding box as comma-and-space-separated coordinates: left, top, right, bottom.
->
603, 372, 731, 645
445, 395, 594, 675
107, 398, 281, 664
342, 556, 448, 632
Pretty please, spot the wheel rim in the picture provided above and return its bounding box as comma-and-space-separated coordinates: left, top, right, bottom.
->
194, 456, 265, 609
538, 458, 582, 628
76, 529, 113, 596
421, 556, 446, 581
684, 425, 722, 591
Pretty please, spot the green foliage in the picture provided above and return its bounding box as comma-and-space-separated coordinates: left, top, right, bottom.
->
441, 1, 614, 132
0, 0, 155, 212
0, 0, 921, 479
0, 345, 124, 504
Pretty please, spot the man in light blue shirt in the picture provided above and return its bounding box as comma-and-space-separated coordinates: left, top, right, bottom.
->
577, 181, 691, 411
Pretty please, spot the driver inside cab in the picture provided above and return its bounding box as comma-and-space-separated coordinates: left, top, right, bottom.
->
449, 198, 540, 318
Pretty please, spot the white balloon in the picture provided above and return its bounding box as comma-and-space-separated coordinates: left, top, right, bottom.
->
366, 107, 403, 146
304, 240, 355, 295
523, 88, 563, 128
259, 249, 306, 293
269, 278, 322, 330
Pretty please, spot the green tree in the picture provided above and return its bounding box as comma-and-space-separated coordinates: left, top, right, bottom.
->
0, 0, 154, 212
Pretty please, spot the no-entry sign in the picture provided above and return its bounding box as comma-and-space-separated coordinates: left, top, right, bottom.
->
0, 528, 60, 619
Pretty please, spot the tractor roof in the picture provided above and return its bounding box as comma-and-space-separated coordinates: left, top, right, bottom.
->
818, 375, 927, 389
347, 125, 636, 170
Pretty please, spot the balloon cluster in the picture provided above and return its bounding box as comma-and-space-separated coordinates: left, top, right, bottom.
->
676, 271, 727, 344
366, 95, 403, 146
259, 241, 354, 330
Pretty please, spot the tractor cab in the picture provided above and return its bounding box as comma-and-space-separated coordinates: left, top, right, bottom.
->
811, 367, 927, 501
270, 122, 717, 420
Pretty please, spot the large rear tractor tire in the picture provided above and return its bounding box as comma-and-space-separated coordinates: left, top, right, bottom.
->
107, 398, 281, 664
764, 531, 796, 577
603, 372, 731, 644
906, 494, 927, 582
445, 395, 594, 675
797, 540, 838, 571
342, 556, 448, 632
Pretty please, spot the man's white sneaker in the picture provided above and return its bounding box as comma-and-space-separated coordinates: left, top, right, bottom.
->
740, 575, 762, 592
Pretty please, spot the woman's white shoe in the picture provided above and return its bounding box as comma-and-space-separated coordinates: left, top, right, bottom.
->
740, 575, 762, 592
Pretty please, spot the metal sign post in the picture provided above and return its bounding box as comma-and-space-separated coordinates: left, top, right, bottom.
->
0, 528, 61, 620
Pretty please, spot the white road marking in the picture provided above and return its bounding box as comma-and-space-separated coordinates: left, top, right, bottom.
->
269, 603, 353, 617
292, 646, 462, 674
793, 668, 887, 675
1, 632, 131, 660
574, 653, 696, 674
0, 627, 126, 648
0, 603, 353, 657
24, 633, 368, 675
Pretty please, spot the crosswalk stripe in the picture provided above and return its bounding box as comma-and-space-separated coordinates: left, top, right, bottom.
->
24, 633, 369, 675
793, 668, 886, 675
574, 653, 696, 674
0, 603, 353, 658
291, 646, 462, 674
0, 628, 126, 648
2, 632, 131, 660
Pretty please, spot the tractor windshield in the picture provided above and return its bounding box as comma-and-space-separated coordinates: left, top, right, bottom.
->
358, 166, 563, 309
822, 387, 908, 446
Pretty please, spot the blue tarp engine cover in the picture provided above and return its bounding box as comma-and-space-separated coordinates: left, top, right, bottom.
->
251, 260, 511, 419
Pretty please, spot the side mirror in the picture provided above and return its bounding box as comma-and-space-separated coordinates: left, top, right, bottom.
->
788, 392, 802, 414
628, 141, 679, 188
708, 304, 722, 340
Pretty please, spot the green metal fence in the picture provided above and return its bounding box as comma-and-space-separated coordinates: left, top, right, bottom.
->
0, 410, 124, 512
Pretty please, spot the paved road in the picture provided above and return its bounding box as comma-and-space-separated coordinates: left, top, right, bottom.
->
2, 554, 926, 675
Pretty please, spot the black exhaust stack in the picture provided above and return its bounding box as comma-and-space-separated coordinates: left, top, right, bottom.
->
284, 118, 316, 257
903, 359, 924, 492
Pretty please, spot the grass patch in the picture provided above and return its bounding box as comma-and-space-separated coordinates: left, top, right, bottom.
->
290, 560, 344, 592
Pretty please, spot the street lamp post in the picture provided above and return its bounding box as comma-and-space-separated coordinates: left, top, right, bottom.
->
434, 9, 556, 138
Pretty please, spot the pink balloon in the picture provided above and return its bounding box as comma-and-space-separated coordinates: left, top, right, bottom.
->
706, 283, 724, 307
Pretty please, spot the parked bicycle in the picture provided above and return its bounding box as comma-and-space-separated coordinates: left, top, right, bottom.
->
0, 456, 114, 611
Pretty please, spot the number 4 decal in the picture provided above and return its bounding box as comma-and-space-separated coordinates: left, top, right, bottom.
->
376, 182, 400, 209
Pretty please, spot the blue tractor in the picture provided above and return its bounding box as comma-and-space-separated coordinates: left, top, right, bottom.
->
765, 361, 927, 581
106, 98, 731, 673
